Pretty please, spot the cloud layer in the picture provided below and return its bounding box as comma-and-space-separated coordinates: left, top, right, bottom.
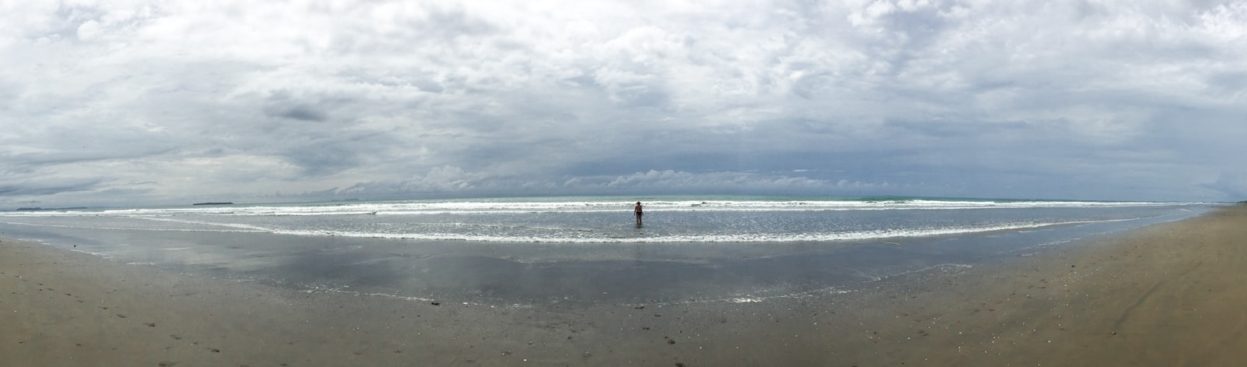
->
2, 0, 1245, 206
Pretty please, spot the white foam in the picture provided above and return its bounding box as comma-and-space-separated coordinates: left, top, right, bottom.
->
133, 216, 273, 232
190, 218, 1137, 244
3, 201, 1159, 244
0, 199, 1204, 218
5, 213, 1142, 243
0, 219, 266, 233
658, 286, 858, 306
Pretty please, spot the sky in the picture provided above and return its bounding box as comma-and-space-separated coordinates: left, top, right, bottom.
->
1, 0, 1245, 207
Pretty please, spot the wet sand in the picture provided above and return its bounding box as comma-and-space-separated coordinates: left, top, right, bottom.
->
3, 205, 1246, 366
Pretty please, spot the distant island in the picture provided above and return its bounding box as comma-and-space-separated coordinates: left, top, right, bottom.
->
192, 202, 234, 206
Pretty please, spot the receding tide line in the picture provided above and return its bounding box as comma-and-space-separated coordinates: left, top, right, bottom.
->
125, 217, 1141, 244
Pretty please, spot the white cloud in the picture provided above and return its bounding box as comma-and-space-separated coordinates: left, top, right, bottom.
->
2, 0, 1246, 206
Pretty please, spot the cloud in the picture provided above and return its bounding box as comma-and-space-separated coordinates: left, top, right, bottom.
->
2, 0, 1246, 207
263, 98, 328, 122
1203, 173, 1247, 199
0, 179, 101, 197
329, 168, 892, 199
597, 170, 889, 193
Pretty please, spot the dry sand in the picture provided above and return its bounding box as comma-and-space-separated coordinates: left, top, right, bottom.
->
3, 205, 1246, 366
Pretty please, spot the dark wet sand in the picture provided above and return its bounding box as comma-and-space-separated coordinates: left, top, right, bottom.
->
3, 205, 1246, 366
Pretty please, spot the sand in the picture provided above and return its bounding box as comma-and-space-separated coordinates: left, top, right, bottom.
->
3, 205, 1246, 366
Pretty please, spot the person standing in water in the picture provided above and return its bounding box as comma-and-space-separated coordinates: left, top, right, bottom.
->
634, 201, 644, 226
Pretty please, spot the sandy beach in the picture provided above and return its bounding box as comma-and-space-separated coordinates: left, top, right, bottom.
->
3, 205, 1246, 366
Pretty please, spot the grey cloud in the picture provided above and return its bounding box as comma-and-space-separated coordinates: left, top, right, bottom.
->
264, 104, 326, 122
0, 179, 101, 197
1203, 174, 1247, 199
2, 0, 1246, 206
1206, 72, 1247, 94
331, 169, 893, 199
278, 132, 398, 177
421, 5, 498, 39
260, 90, 349, 122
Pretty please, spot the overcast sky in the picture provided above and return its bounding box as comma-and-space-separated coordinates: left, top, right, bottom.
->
2, 0, 1245, 207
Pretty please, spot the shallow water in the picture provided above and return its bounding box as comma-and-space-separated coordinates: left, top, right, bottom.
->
0, 197, 1215, 305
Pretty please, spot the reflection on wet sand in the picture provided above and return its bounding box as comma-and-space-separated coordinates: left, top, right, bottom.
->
2, 206, 1246, 365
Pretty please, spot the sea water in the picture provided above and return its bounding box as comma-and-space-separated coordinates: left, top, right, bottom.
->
0, 196, 1216, 305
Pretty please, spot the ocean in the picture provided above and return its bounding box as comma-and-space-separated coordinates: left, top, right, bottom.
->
0, 196, 1215, 306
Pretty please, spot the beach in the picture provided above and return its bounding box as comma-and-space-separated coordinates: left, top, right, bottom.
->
3, 204, 1246, 366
